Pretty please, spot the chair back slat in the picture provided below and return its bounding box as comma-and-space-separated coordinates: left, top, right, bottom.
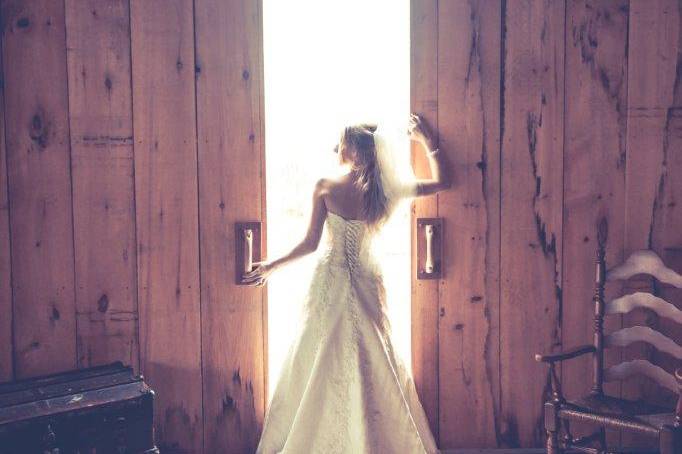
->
605, 326, 682, 359
606, 292, 682, 325
604, 359, 678, 393
606, 250, 682, 288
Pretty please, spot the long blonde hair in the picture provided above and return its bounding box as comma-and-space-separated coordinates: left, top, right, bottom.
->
340, 123, 389, 230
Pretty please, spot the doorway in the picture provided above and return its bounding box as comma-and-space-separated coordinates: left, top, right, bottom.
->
262, 0, 412, 401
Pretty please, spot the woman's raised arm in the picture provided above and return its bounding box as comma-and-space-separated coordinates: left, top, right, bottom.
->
408, 113, 452, 197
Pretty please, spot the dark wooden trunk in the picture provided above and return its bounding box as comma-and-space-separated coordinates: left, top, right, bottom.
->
0, 362, 158, 454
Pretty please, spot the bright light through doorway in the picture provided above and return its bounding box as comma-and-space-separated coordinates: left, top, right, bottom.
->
263, 0, 411, 402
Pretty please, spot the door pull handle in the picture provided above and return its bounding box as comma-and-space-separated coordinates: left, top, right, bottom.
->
425, 224, 435, 274
235, 221, 262, 285
417, 218, 443, 280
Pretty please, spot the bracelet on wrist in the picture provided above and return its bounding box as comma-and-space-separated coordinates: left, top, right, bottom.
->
426, 147, 440, 156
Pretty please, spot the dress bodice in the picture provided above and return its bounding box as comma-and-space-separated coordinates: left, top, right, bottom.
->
320, 211, 377, 272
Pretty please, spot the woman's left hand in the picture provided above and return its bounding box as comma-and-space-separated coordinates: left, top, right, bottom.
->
242, 261, 274, 287
408, 113, 436, 149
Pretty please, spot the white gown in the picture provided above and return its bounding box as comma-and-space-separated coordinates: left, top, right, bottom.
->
255, 210, 440, 454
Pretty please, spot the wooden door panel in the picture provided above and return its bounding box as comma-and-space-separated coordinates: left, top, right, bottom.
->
195, 0, 267, 452
623, 1, 682, 447
436, 0, 501, 448
410, 0, 440, 441
131, 1, 203, 451
0, 21, 11, 382
1, 0, 77, 378
65, 0, 139, 372
499, 1, 565, 447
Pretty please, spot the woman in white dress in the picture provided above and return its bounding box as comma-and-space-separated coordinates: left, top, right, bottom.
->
244, 113, 451, 453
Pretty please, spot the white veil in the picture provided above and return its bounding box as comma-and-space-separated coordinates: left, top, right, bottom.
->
372, 124, 419, 217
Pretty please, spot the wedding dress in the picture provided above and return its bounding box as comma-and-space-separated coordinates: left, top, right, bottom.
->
255, 207, 440, 454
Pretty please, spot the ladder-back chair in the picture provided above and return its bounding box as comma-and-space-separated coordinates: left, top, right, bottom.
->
535, 231, 682, 453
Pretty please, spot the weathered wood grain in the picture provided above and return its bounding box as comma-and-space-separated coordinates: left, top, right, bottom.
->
500, 0, 564, 447
562, 0, 629, 445
65, 0, 138, 372
410, 0, 440, 441
436, 0, 501, 448
1, 1, 681, 451
1, 0, 77, 378
194, 0, 266, 451
130, 0, 203, 451
624, 0, 671, 411
625, 0, 682, 426
563, 0, 629, 389
0, 29, 12, 382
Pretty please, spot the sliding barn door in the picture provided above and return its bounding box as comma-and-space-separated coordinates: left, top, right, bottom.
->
410, 0, 501, 449
410, 0, 440, 443
194, 0, 267, 453
132, 0, 267, 452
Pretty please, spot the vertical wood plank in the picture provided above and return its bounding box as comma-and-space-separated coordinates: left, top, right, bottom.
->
410, 0, 440, 441
194, 0, 266, 451
0, 28, 12, 382
1, 0, 77, 378
65, 0, 138, 372
625, 0, 682, 426
500, 0, 564, 447
437, 0, 501, 448
563, 0, 629, 396
130, 1, 203, 451
648, 2, 682, 407
563, 0, 629, 445
410, 0, 439, 440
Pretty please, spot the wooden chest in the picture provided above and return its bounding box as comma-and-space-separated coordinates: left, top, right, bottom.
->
0, 362, 159, 454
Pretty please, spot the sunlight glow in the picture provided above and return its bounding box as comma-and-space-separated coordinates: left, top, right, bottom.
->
263, 0, 411, 402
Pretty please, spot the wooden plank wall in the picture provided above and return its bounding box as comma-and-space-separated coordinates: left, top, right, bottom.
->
1, 0, 266, 452
437, 0, 501, 448
2, 0, 77, 378
410, 0, 682, 450
562, 0, 629, 446
130, 0, 204, 451
500, 1, 564, 447
410, 0, 441, 441
65, 0, 139, 372
0, 20, 11, 383
194, 0, 266, 451
623, 0, 682, 448
0, 0, 680, 452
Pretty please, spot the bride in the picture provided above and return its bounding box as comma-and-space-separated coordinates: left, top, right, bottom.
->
244, 113, 451, 453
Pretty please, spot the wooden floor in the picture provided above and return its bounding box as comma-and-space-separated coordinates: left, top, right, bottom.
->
443, 449, 656, 454
443, 450, 544, 454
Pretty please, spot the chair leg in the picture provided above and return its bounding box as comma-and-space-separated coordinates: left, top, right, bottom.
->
546, 428, 561, 454
596, 426, 606, 454
659, 424, 680, 454
543, 402, 563, 454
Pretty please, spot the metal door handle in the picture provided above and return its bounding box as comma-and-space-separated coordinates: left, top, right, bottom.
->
424, 224, 435, 274
243, 228, 253, 274
235, 221, 261, 285
417, 218, 442, 279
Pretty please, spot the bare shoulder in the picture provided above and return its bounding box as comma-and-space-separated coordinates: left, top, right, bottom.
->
314, 177, 333, 196
314, 176, 345, 193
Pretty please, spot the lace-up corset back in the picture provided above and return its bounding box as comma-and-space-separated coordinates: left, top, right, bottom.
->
323, 211, 375, 271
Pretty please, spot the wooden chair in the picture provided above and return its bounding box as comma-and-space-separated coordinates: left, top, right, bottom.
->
535, 232, 682, 454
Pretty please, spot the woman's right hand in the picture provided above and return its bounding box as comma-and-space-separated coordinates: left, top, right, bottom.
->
242, 261, 274, 287
408, 113, 436, 149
